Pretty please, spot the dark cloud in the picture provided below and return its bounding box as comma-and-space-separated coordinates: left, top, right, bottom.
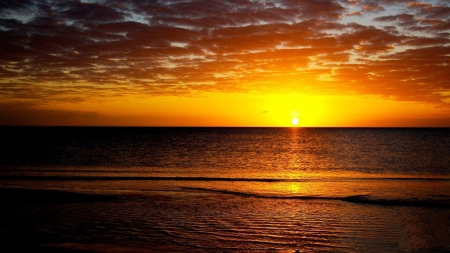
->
373, 13, 416, 26
347, 11, 363, 16
282, 0, 346, 19
408, 1, 450, 19
362, 3, 385, 12
0, 0, 449, 112
338, 25, 403, 54
58, 1, 127, 23
0, 0, 37, 16
402, 37, 450, 46
0, 102, 101, 126
374, 2, 450, 33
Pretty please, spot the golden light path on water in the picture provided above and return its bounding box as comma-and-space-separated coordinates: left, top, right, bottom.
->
1, 127, 450, 252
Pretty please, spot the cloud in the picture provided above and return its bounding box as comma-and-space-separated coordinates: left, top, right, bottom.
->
362, 3, 385, 12
0, 101, 208, 126
408, 1, 450, 18
346, 11, 363, 16
373, 13, 416, 26
282, 0, 346, 20
374, 2, 450, 33
0, 102, 102, 125
0, 0, 449, 111
57, 1, 127, 23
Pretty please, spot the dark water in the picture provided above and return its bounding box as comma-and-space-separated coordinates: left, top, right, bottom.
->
1, 127, 450, 252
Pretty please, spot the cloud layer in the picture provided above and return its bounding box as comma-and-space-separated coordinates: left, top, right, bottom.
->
1, 0, 450, 108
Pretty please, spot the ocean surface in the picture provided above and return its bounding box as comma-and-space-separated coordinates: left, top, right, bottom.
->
1, 127, 449, 252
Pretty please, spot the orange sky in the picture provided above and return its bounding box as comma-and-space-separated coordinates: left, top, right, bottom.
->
1, 0, 450, 126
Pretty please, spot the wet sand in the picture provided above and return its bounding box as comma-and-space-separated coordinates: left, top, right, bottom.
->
1, 188, 118, 204
1, 187, 449, 252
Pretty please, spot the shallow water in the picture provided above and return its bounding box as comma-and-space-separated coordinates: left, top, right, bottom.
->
2, 188, 449, 252
1, 127, 449, 252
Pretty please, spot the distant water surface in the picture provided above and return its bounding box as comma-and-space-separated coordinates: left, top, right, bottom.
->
1, 127, 449, 252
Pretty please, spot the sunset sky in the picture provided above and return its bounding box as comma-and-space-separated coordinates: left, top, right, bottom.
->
1, 0, 450, 126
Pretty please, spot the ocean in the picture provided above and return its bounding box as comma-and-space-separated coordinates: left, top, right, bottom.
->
0, 127, 449, 252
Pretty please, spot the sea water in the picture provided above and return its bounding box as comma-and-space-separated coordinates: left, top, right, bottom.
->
0, 127, 449, 252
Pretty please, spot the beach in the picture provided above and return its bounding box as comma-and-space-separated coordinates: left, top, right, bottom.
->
1, 127, 449, 252
1, 186, 449, 253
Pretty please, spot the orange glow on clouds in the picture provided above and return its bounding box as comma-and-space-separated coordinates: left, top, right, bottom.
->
0, 0, 449, 126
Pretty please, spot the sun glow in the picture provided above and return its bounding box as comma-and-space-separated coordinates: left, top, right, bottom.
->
291, 117, 299, 125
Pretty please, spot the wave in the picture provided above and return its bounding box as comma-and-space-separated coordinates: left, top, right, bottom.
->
0, 175, 290, 182
1, 175, 449, 182
341, 195, 450, 208
2, 184, 449, 208
182, 187, 450, 209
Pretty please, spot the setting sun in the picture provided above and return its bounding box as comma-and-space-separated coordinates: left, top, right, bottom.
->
291, 117, 299, 126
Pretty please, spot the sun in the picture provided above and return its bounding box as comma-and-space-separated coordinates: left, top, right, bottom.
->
291, 117, 299, 125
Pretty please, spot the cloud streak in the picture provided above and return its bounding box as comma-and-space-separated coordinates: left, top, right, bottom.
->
0, 0, 449, 111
